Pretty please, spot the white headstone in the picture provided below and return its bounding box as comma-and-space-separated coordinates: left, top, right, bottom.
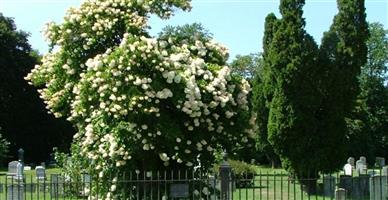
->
335, 188, 346, 200
7, 161, 19, 176
382, 166, 388, 176
344, 164, 353, 176
35, 166, 45, 180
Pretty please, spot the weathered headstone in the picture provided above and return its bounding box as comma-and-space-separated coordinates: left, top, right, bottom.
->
375, 157, 385, 168
335, 188, 346, 200
7, 161, 19, 176
82, 173, 91, 184
360, 156, 367, 165
50, 174, 64, 198
7, 185, 24, 200
35, 166, 45, 181
339, 175, 352, 193
382, 166, 388, 176
348, 157, 355, 167
369, 175, 387, 200
7, 161, 23, 180
352, 175, 370, 199
344, 164, 353, 176
25, 184, 36, 193
170, 184, 189, 198
323, 175, 336, 198
356, 160, 367, 175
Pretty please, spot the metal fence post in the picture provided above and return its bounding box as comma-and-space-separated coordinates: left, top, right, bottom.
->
219, 152, 231, 200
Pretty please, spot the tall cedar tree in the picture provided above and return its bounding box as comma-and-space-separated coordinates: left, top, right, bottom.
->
254, 0, 368, 191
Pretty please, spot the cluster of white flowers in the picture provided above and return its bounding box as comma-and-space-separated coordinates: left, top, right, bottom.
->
26, 0, 255, 199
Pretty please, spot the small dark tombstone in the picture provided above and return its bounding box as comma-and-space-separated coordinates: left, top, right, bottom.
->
323, 175, 336, 198
170, 183, 189, 198
0, 183, 3, 193
351, 174, 369, 199
17, 148, 24, 165
375, 157, 385, 168
339, 175, 353, 193
25, 184, 36, 193
7, 184, 24, 200
50, 174, 64, 198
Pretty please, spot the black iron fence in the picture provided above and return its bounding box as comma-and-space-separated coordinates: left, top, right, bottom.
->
0, 168, 387, 199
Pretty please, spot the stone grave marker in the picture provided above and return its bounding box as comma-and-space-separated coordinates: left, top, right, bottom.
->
382, 166, 388, 176
339, 175, 352, 193
356, 160, 367, 175
35, 166, 46, 181
335, 188, 346, 200
25, 184, 36, 193
0, 184, 3, 193
323, 175, 336, 198
344, 164, 353, 176
348, 157, 355, 167
7, 184, 24, 200
360, 156, 367, 164
375, 157, 385, 168
7, 161, 19, 177
369, 175, 387, 200
50, 174, 64, 198
170, 183, 189, 198
351, 175, 370, 199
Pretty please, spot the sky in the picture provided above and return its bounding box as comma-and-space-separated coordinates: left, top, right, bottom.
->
0, 0, 387, 60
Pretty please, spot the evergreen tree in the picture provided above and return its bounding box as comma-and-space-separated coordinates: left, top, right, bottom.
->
346, 23, 388, 161
0, 13, 74, 162
254, 0, 368, 192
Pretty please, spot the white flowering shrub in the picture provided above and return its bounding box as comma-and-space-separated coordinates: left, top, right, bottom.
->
26, 0, 254, 198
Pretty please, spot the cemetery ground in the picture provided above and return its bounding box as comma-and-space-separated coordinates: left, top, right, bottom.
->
0, 166, 385, 199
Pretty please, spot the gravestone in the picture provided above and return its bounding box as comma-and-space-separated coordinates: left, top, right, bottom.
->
344, 164, 353, 176
25, 184, 36, 193
356, 160, 367, 175
323, 175, 336, 198
339, 175, 352, 193
0, 184, 3, 193
7, 184, 24, 200
382, 166, 388, 176
7, 161, 19, 176
375, 157, 385, 168
82, 173, 91, 184
348, 157, 355, 167
170, 184, 189, 198
35, 166, 46, 181
50, 174, 64, 198
369, 175, 387, 200
352, 175, 370, 199
360, 156, 367, 164
335, 188, 346, 200
7, 161, 23, 181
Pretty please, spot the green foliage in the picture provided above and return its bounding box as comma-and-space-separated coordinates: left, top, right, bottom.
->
0, 13, 74, 162
0, 127, 10, 166
214, 159, 256, 187
253, 0, 368, 189
346, 22, 388, 161
230, 53, 262, 80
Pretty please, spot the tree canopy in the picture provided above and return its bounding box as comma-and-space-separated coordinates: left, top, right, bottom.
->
0, 13, 74, 163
